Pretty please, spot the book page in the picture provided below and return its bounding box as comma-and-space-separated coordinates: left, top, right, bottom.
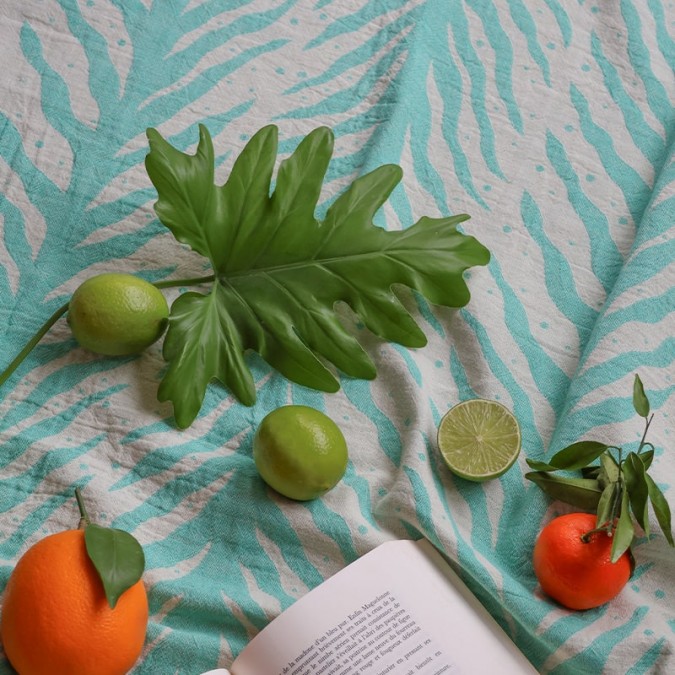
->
228, 539, 536, 675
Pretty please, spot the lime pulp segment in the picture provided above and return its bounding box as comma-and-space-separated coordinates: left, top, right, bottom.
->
437, 399, 521, 482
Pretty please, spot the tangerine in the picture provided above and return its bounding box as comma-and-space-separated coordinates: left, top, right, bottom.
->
0, 529, 148, 675
533, 512, 631, 610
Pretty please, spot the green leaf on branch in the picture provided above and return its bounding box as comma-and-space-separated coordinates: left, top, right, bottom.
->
623, 453, 650, 536
84, 524, 146, 609
525, 472, 603, 511
146, 125, 490, 427
596, 481, 618, 529
639, 448, 654, 471
611, 487, 635, 562
645, 474, 674, 546
526, 442, 609, 474
599, 452, 620, 485
545, 440, 609, 471
581, 465, 602, 480
526, 458, 558, 472
633, 374, 650, 418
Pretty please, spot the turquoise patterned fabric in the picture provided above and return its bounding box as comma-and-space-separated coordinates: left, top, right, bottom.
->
1, 1, 674, 673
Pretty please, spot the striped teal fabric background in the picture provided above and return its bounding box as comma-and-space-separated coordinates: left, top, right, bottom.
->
1, 1, 673, 673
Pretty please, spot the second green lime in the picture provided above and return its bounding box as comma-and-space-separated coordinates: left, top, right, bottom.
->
253, 405, 348, 501
437, 399, 521, 482
67, 273, 169, 356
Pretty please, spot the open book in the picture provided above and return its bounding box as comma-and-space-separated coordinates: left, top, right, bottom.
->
201, 538, 536, 675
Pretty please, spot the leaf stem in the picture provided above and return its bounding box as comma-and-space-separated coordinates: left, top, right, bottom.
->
637, 414, 654, 453
75, 488, 91, 530
152, 274, 215, 289
0, 276, 215, 392
0, 301, 70, 388
640, 442, 655, 454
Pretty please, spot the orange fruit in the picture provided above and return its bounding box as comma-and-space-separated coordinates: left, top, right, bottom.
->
1, 529, 148, 675
533, 512, 631, 610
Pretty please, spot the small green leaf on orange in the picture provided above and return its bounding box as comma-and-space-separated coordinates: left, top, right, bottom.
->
84, 524, 145, 609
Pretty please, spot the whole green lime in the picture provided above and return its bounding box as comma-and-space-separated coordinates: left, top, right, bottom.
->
67, 273, 169, 356
253, 405, 349, 501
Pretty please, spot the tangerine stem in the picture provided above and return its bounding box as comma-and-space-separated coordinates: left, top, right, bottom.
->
75, 488, 90, 529
581, 523, 614, 543
0, 301, 70, 389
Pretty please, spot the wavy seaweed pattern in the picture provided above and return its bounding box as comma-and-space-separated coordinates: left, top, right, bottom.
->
1, 1, 674, 673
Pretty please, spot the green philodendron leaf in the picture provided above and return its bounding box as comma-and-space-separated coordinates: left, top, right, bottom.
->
146, 125, 490, 427
84, 524, 146, 609
633, 374, 650, 418
611, 487, 635, 562
525, 472, 603, 511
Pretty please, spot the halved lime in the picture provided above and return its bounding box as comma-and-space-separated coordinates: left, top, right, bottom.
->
437, 399, 521, 482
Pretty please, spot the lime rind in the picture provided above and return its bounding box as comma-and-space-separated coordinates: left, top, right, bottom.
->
437, 399, 521, 482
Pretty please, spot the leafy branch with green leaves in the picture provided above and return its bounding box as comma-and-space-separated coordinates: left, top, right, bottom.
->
0, 124, 490, 428
526, 374, 673, 562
